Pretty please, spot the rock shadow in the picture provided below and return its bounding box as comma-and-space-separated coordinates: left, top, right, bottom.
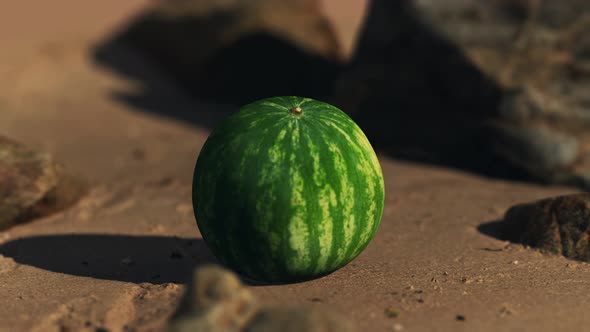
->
477, 218, 526, 244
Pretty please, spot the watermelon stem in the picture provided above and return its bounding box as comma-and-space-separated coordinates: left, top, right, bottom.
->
290, 107, 302, 115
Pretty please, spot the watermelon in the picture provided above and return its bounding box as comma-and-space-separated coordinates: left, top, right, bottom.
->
192, 96, 384, 282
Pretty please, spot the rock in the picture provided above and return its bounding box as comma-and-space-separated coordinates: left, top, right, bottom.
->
413, 0, 590, 188
503, 194, 590, 261
167, 265, 260, 332
95, 0, 367, 104
245, 306, 356, 332
167, 265, 357, 332
0, 136, 85, 230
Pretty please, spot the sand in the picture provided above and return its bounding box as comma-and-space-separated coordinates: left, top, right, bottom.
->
0, 1, 587, 331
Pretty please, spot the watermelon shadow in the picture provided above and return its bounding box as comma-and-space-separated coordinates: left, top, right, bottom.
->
0, 233, 309, 286
0, 234, 218, 284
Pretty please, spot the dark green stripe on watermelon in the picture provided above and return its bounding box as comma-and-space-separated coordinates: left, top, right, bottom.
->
193, 96, 384, 282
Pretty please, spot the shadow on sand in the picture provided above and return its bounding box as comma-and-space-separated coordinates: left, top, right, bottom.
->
0, 234, 304, 286
477, 217, 528, 244
0, 234, 218, 284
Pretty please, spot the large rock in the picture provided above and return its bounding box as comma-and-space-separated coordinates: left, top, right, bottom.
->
413, 0, 590, 187
0, 136, 84, 230
167, 265, 356, 332
503, 194, 590, 261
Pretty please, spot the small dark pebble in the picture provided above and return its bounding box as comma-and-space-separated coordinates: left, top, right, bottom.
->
416, 298, 424, 303
84, 321, 92, 327
456, 314, 466, 321
131, 148, 146, 160
414, 290, 424, 294
170, 250, 184, 259
308, 297, 323, 302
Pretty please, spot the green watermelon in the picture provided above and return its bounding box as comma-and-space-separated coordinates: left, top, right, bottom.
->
192, 96, 384, 282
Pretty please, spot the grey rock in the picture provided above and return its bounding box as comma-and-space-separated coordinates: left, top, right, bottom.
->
504, 194, 590, 261
414, 0, 590, 188
489, 123, 579, 181
167, 265, 259, 332
245, 307, 356, 332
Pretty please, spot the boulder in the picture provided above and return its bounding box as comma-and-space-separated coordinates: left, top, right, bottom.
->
414, 0, 590, 187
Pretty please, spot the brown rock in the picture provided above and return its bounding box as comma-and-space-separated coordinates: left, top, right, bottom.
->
0, 136, 84, 230
504, 194, 590, 261
167, 265, 260, 332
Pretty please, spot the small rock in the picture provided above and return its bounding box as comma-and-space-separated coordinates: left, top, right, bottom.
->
498, 304, 516, 317
455, 314, 466, 321
503, 194, 590, 261
120, 257, 134, 266
245, 306, 356, 332
167, 265, 259, 332
0, 135, 85, 230
392, 323, 404, 331
384, 306, 399, 318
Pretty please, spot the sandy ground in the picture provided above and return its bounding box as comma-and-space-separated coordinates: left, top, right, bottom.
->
0, 1, 588, 331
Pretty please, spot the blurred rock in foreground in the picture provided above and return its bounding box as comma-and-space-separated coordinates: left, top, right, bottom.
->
502, 194, 590, 261
0, 136, 85, 230
167, 265, 355, 332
